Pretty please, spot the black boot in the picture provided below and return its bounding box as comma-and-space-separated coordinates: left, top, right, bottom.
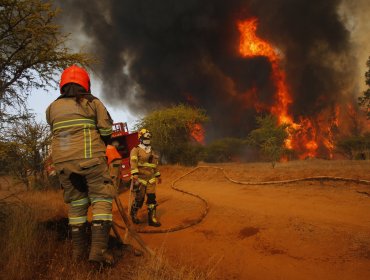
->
130, 204, 141, 224
130, 196, 144, 224
71, 223, 88, 261
147, 204, 161, 227
89, 221, 114, 267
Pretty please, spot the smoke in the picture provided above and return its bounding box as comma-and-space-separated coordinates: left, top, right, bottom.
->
57, 0, 367, 139
339, 0, 370, 93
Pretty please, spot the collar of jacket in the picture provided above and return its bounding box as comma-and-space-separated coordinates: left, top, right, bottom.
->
138, 143, 152, 153
58, 83, 98, 102
57, 92, 97, 102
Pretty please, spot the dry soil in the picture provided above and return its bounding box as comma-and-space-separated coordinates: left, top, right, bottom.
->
115, 159, 370, 280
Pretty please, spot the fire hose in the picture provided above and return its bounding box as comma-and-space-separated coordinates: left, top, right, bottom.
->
113, 165, 370, 236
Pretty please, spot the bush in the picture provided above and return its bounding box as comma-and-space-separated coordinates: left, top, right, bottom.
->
203, 138, 247, 163
136, 104, 209, 165
0, 119, 51, 189
161, 143, 204, 166
335, 133, 370, 159
247, 115, 290, 167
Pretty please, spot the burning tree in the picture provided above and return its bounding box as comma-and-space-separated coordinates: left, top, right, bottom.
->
358, 56, 370, 119
135, 104, 208, 165
0, 0, 93, 125
247, 115, 290, 167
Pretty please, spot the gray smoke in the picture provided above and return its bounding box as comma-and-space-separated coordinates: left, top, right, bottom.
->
57, 0, 362, 139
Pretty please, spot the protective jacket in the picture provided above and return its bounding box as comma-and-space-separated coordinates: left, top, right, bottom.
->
130, 145, 160, 188
46, 95, 113, 163
106, 145, 122, 189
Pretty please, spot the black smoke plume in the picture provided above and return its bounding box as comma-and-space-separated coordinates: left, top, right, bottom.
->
57, 0, 356, 140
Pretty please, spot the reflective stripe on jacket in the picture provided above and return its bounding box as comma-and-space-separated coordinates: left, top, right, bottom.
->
130, 146, 160, 184
46, 97, 113, 163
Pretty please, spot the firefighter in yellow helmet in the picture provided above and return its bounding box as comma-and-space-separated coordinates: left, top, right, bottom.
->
46, 65, 115, 266
130, 129, 162, 227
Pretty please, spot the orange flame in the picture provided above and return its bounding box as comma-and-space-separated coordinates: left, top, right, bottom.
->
238, 18, 293, 125
190, 123, 205, 144
237, 18, 331, 159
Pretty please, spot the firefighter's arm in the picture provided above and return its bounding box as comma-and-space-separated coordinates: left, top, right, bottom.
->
94, 99, 113, 145
130, 147, 139, 180
153, 152, 161, 184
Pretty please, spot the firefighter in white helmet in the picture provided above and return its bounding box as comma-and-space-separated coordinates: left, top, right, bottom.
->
130, 129, 162, 227
46, 65, 115, 266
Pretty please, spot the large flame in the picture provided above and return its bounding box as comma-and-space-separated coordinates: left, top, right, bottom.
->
237, 18, 333, 159
238, 18, 293, 125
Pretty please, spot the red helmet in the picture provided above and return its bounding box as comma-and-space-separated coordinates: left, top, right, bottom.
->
60, 65, 90, 93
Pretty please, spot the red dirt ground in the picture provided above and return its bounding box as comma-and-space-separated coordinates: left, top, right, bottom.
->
114, 159, 370, 280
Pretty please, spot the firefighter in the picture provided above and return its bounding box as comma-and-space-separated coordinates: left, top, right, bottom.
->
46, 65, 115, 266
130, 129, 162, 227
106, 143, 122, 190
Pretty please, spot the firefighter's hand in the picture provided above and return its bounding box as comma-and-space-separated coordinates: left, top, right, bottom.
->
157, 177, 162, 184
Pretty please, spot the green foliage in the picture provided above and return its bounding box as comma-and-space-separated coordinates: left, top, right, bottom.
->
335, 133, 370, 160
247, 115, 289, 167
135, 104, 209, 165
358, 56, 370, 119
203, 138, 247, 163
0, 0, 94, 125
174, 143, 205, 166
0, 119, 51, 189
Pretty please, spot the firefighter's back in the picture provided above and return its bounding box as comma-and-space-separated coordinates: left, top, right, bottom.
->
46, 97, 107, 163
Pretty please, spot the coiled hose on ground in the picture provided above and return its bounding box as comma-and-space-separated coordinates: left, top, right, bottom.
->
115, 166, 370, 235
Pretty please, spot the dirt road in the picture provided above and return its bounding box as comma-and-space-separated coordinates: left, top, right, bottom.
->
115, 160, 370, 280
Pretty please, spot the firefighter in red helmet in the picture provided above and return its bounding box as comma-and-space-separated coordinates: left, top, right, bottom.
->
130, 128, 162, 227
46, 65, 115, 266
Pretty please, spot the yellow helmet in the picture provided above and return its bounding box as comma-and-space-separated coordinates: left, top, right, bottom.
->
138, 128, 151, 139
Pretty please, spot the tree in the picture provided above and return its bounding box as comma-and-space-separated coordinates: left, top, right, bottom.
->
0, 0, 93, 125
135, 104, 209, 165
358, 56, 370, 119
203, 138, 247, 163
0, 118, 51, 189
335, 133, 370, 160
247, 115, 289, 167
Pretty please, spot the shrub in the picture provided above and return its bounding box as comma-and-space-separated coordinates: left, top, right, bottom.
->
136, 104, 209, 165
247, 115, 290, 167
203, 138, 247, 163
335, 133, 370, 159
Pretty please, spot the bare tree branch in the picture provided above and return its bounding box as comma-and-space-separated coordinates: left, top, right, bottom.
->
0, 0, 94, 124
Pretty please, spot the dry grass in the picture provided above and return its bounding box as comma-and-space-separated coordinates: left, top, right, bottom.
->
0, 199, 54, 279
0, 189, 208, 280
